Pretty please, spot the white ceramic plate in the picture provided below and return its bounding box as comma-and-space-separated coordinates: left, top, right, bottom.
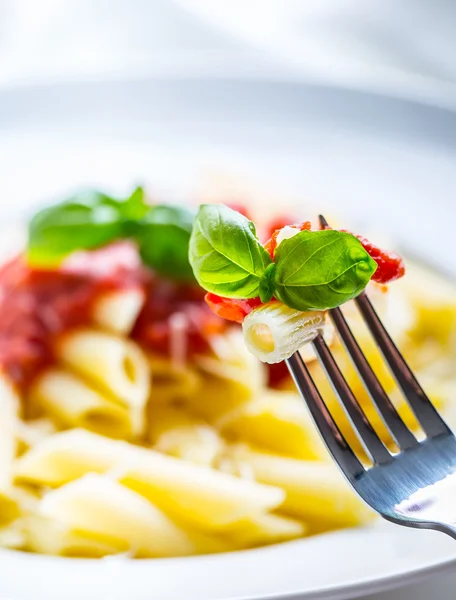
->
0, 79, 456, 600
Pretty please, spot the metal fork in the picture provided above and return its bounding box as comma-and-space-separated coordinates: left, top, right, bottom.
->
286, 215, 456, 539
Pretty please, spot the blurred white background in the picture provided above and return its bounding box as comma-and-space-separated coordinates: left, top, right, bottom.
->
1, 0, 456, 108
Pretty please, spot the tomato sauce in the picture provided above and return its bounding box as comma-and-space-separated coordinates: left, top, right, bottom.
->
204, 293, 262, 324
0, 242, 226, 393
354, 234, 405, 284
131, 283, 226, 357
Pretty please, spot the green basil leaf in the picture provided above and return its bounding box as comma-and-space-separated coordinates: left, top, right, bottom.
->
259, 263, 276, 303
74, 187, 149, 226
135, 204, 195, 281
113, 186, 149, 221
27, 201, 124, 266
189, 204, 272, 298
274, 230, 377, 310
27, 187, 149, 266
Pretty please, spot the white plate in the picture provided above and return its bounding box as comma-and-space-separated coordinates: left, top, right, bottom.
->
0, 79, 456, 600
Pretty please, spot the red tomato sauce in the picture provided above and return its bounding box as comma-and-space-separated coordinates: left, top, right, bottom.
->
131, 283, 226, 357
0, 242, 226, 393
204, 293, 262, 324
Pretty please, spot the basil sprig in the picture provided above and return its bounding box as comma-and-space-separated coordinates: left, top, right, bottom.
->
27, 189, 144, 267
189, 204, 273, 298
136, 204, 195, 282
27, 188, 195, 281
189, 205, 378, 311
274, 229, 377, 310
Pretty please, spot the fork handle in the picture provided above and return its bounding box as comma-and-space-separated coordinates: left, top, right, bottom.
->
434, 523, 456, 540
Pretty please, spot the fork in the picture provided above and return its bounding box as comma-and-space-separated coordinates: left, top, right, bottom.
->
286, 215, 456, 540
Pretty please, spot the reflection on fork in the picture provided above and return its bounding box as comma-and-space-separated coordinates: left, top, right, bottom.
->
286, 215, 456, 539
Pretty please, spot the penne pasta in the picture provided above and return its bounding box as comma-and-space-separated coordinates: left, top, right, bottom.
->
121, 467, 284, 531
149, 406, 225, 466
218, 390, 327, 460
0, 519, 27, 550
232, 446, 374, 528
0, 375, 20, 492
181, 528, 236, 556
0, 483, 39, 529
0, 490, 21, 526
15, 429, 285, 529
242, 302, 326, 364
200, 329, 267, 391
188, 331, 266, 421
225, 512, 306, 548
14, 429, 127, 487
92, 288, 145, 335
24, 513, 124, 557
57, 329, 150, 435
148, 354, 201, 406
184, 372, 253, 423
38, 474, 197, 558
16, 418, 58, 452
25, 502, 233, 557
29, 369, 134, 440
14, 429, 125, 487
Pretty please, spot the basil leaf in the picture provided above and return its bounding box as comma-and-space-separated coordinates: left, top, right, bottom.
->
189, 204, 272, 298
27, 187, 149, 266
109, 186, 149, 221
274, 230, 377, 310
135, 204, 195, 281
74, 187, 148, 232
28, 200, 124, 266
259, 263, 276, 303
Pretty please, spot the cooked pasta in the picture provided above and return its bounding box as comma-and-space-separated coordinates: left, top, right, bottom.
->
217, 390, 326, 460
0, 490, 21, 527
57, 329, 150, 435
15, 429, 286, 530
230, 445, 374, 527
225, 512, 306, 547
16, 418, 58, 451
0, 188, 452, 560
149, 406, 225, 465
242, 302, 326, 363
29, 369, 134, 439
38, 474, 198, 558
24, 514, 124, 557
188, 330, 267, 421
14, 429, 127, 487
148, 354, 201, 406
92, 288, 145, 335
0, 376, 20, 490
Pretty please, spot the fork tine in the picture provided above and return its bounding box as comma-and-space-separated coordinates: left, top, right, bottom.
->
356, 293, 450, 438
330, 307, 418, 450
286, 352, 364, 479
318, 214, 330, 229
319, 213, 449, 439
312, 335, 392, 464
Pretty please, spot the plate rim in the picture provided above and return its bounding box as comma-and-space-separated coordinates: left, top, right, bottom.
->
1, 524, 456, 600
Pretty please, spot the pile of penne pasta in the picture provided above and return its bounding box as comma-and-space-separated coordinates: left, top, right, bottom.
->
0, 263, 455, 559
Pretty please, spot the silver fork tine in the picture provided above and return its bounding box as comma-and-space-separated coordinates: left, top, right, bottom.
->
356, 293, 451, 439
330, 307, 418, 451
286, 353, 364, 479
318, 213, 450, 440
312, 335, 392, 464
